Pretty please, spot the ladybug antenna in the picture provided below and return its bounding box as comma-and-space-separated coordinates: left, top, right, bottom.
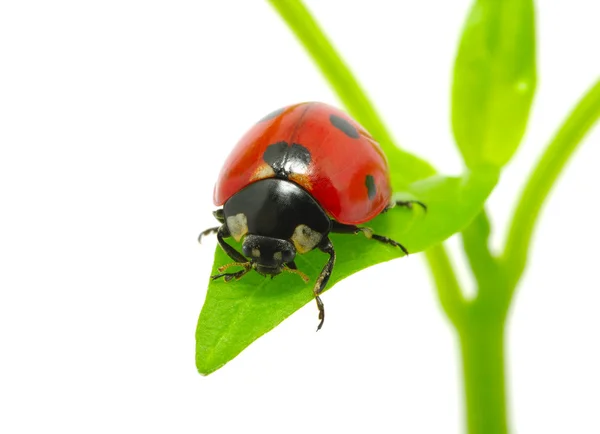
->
283, 265, 310, 283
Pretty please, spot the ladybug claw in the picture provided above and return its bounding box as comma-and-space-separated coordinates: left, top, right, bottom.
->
210, 271, 232, 280
390, 240, 409, 256
211, 261, 252, 282
315, 295, 325, 332
316, 313, 324, 332
394, 199, 427, 213
211, 270, 249, 282
414, 201, 427, 212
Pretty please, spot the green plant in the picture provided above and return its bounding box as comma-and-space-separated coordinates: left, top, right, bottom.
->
195, 1, 600, 433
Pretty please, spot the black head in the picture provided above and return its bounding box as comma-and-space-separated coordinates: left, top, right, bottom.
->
242, 234, 296, 276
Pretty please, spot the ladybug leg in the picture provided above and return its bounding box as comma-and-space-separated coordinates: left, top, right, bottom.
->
198, 226, 219, 244
313, 237, 336, 331
197, 209, 226, 243
210, 225, 253, 282
211, 262, 252, 282
216, 225, 247, 263
330, 221, 409, 256
367, 233, 409, 256
383, 199, 427, 213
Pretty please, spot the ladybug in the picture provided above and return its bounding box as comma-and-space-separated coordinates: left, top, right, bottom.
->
200, 102, 424, 330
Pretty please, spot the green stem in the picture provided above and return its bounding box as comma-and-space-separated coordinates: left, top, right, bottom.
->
461, 210, 497, 288
460, 212, 510, 433
459, 316, 508, 434
424, 244, 465, 327
502, 79, 600, 292
461, 211, 511, 313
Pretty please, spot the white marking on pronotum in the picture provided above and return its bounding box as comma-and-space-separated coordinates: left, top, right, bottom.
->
251, 248, 261, 258
273, 251, 282, 261
251, 164, 276, 181
291, 224, 322, 254
226, 213, 248, 242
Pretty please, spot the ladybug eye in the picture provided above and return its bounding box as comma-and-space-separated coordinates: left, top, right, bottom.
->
281, 248, 295, 263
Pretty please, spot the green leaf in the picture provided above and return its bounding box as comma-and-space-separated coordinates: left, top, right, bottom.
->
452, 0, 536, 168
196, 165, 499, 375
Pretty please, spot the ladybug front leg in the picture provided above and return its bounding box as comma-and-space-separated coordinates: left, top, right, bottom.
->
211, 261, 252, 282
209, 225, 254, 282
313, 237, 336, 331
330, 221, 409, 256
215, 224, 249, 264
199, 208, 246, 262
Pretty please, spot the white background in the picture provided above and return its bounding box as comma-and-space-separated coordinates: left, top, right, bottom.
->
1, 1, 599, 433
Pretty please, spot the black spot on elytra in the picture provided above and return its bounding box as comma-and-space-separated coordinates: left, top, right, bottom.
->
329, 114, 359, 139
257, 107, 285, 123
263, 141, 311, 178
365, 175, 377, 200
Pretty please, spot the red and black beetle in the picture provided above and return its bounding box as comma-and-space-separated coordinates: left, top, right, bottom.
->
200, 102, 424, 330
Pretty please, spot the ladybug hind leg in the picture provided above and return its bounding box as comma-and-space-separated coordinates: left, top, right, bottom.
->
330, 221, 409, 256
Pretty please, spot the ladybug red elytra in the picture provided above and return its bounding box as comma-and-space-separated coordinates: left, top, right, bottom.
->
200, 102, 424, 330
